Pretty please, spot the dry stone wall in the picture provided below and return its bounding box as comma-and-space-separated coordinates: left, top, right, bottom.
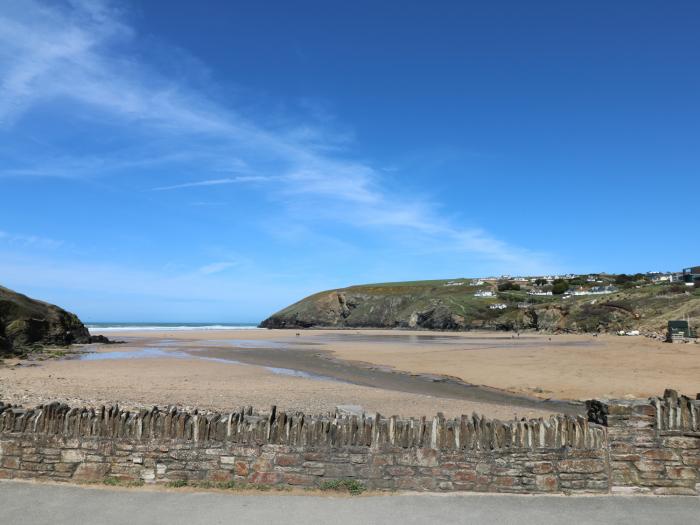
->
0, 391, 699, 495
605, 389, 700, 495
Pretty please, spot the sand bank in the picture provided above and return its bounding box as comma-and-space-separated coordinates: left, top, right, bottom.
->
0, 354, 550, 419
94, 328, 700, 400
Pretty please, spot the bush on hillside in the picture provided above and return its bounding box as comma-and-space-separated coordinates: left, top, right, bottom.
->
614, 273, 647, 285
552, 279, 569, 295
498, 281, 521, 292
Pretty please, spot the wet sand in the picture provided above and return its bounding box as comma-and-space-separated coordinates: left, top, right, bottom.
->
97, 328, 700, 400
316, 332, 700, 400
178, 345, 580, 415
0, 354, 552, 420
1, 329, 696, 418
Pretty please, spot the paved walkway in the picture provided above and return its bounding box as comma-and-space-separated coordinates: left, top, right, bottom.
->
1, 481, 699, 524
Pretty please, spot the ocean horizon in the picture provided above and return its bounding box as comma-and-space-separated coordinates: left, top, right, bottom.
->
86, 322, 260, 332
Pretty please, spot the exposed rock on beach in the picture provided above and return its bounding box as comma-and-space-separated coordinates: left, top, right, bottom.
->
0, 285, 102, 356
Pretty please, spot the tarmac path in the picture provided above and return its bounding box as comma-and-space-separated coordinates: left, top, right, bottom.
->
2, 480, 699, 525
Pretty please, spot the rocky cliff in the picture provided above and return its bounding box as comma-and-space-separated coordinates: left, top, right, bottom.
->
0, 285, 95, 356
260, 279, 700, 334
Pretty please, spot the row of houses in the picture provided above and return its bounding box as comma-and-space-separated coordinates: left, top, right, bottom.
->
647, 272, 677, 283
474, 285, 618, 299
472, 274, 579, 285
569, 285, 618, 296
469, 266, 697, 300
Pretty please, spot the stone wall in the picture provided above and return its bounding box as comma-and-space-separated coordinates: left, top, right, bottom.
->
0, 391, 698, 495
605, 389, 700, 495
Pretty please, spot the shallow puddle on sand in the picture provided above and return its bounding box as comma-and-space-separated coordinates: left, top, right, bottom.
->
196, 339, 294, 349
78, 347, 340, 383
79, 348, 190, 360
264, 366, 324, 379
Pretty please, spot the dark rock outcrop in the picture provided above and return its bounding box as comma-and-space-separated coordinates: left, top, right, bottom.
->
0, 285, 95, 356
260, 288, 493, 331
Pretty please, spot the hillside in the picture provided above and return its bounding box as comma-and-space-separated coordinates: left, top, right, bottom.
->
0, 285, 95, 356
260, 277, 700, 335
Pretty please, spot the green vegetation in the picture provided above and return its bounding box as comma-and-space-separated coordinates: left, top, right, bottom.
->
614, 273, 648, 285
319, 479, 367, 495
261, 274, 700, 335
99, 478, 367, 494
349, 279, 463, 289
102, 477, 145, 487
497, 281, 521, 291
551, 280, 569, 295
163, 480, 289, 492
496, 290, 527, 303
164, 479, 188, 488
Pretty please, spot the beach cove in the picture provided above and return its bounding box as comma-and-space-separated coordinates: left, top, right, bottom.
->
3, 328, 699, 420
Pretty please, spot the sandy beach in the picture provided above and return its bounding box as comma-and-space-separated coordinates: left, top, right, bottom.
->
92, 328, 700, 399
315, 331, 700, 400
1, 328, 698, 419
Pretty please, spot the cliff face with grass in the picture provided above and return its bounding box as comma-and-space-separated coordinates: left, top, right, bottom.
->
0, 285, 92, 356
260, 279, 700, 334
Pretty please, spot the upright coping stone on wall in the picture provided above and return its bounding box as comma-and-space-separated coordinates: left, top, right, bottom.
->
586, 389, 700, 496
0, 401, 605, 452
585, 389, 700, 433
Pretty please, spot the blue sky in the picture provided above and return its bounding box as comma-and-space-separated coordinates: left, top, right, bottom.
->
0, 0, 698, 322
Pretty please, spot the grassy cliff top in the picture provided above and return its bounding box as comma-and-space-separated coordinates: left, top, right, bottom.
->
262, 276, 700, 334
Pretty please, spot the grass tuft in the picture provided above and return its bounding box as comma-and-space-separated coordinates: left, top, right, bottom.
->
319, 479, 366, 495
102, 477, 145, 487
165, 479, 188, 488
163, 480, 287, 492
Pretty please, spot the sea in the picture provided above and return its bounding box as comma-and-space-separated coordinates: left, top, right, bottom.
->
85, 322, 260, 332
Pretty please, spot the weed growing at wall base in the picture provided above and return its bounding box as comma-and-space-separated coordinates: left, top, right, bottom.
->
101, 477, 145, 488
163, 480, 289, 492
320, 479, 367, 495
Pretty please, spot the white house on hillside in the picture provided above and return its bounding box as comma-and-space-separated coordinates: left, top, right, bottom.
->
570, 285, 617, 296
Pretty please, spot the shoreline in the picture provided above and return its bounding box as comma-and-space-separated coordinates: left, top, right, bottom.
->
0, 329, 559, 419
88, 328, 700, 401
3, 328, 699, 419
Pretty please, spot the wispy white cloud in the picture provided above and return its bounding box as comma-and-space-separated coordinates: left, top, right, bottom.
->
0, 0, 555, 273
153, 176, 271, 191
0, 251, 325, 320
188, 201, 226, 207
0, 229, 63, 249
198, 261, 238, 275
